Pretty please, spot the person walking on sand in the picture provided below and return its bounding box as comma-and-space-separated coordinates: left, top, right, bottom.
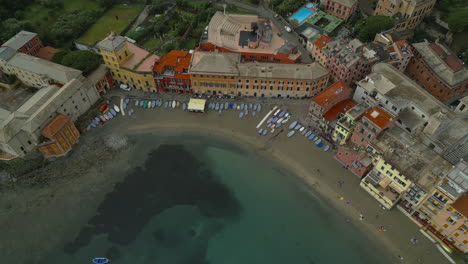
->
359, 213, 364, 221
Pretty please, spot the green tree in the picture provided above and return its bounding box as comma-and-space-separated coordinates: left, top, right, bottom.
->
356, 15, 394, 42
61, 50, 101, 74
51, 49, 70, 64
0, 18, 32, 43
51, 10, 96, 43
98, 0, 117, 9
448, 9, 468, 32
289, 19, 299, 29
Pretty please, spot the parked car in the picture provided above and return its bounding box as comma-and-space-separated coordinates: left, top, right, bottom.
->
274, 14, 279, 19
284, 26, 292, 33
119, 84, 131, 92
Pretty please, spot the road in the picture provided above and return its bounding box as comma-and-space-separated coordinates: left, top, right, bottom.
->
222, 0, 313, 63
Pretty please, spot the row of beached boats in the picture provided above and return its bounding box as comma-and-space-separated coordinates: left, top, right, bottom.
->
86, 104, 121, 131
207, 102, 263, 119
122, 98, 187, 113
257, 108, 290, 136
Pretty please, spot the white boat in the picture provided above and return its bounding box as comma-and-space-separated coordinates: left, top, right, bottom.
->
224, 102, 228, 109
289, 120, 298, 129
315, 139, 322, 144
182, 103, 187, 111
244, 104, 248, 111
257, 105, 262, 112
172, 101, 176, 108
262, 130, 268, 136
239, 112, 244, 118
273, 109, 281, 116
240, 103, 245, 109
114, 105, 120, 112
104, 114, 110, 120
244, 109, 248, 116
253, 104, 258, 111
299, 126, 305, 132
220, 103, 224, 110
258, 129, 263, 134
301, 129, 308, 135
282, 117, 290, 123
135, 100, 139, 106
284, 113, 289, 118
249, 103, 253, 109
294, 124, 301, 130
148, 101, 152, 108
324, 145, 330, 152
237, 105, 240, 110
305, 131, 312, 137
287, 130, 295, 137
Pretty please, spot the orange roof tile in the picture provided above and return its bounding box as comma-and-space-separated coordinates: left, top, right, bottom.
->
323, 99, 357, 121
153, 50, 192, 73
363, 106, 394, 129
36, 46, 59, 61
452, 195, 468, 218
42, 114, 70, 139
314, 35, 333, 50
312, 81, 352, 108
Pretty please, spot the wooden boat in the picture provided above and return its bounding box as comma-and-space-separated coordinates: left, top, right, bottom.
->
176, 101, 180, 108
258, 128, 263, 134
301, 129, 308, 135
294, 124, 301, 130
114, 105, 120, 112
305, 131, 312, 137
172, 101, 176, 108
299, 126, 305, 132
287, 130, 295, 137
324, 145, 330, 152
289, 121, 297, 129
239, 111, 244, 118
262, 129, 268, 136
182, 103, 187, 111
110, 108, 117, 116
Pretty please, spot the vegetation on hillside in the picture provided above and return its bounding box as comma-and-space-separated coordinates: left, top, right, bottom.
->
269, 0, 306, 16
60, 50, 101, 74
436, 0, 468, 32
355, 15, 394, 42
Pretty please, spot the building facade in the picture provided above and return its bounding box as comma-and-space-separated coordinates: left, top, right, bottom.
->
322, 0, 358, 21
97, 33, 158, 92
350, 106, 395, 147
1, 31, 44, 57
374, 0, 437, 31
153, 50, 192, 93
86, 64, 114, 95
385, 40, 413, 72
332, 103, 368, 145
406, 42, 468, 104
189, 51, 329, 98
37, 114, 80, 158
310, 35, 333, 67
322, 39, 380, 85
198, 12, 301, 63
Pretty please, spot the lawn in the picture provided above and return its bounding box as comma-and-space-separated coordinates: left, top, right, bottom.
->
77, 4, 143, 45
143, 38, 163, 52
24, 0, 99, 37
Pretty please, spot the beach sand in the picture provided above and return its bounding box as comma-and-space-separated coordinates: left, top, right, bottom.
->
0, 94, 452, 264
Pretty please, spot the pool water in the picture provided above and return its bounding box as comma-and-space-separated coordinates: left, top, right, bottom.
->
289, 8, 314, 24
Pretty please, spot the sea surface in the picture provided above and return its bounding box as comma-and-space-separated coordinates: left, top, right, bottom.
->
39, 134, 389, 264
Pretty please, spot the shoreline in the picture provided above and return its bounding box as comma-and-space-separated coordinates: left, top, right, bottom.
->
0, 98, 451, 263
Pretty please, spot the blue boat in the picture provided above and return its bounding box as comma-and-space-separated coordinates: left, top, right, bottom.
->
252, 111, 256, 117
258, 128, 263, 134
128, 109, 133, 116
272, 117, 279, 123
110, 108, 117, 116
87, 124, 92, 130
244, 109, 248, 115
125, 98, 130, 104
279, 111, 285, 118
240, 103, 245, 109
92, 258, 110, 264
287, 130, 295, 137
308, 134, 315, 140
253, 104, 258, 111
91, 123, 97, 128
249, 103, 253, 109
301, 129, 308, 135
276, 122, 282, 128
215, 103, 219, 111
294, 124, 301, 130
233, 103, 237, 109
224, 102, 229, 109
94, 117, 100, 123
324, 145, 330, 152
267, 118, 273, 123
239, 111, 244, 118
262, 129, 268, 136
152, 101, 156, 108
220, 103, 224, 110
257, 104, 262, 112
182, 103, 187, 111
305, 131, 312, 137
289, 121, 298, 129
107, 112, 113, 118
139, 101, 144, 107
317, 142, 324, 148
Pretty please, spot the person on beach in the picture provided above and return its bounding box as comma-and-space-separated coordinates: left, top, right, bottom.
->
338, 181, 344, 188
359, 213, 364, 221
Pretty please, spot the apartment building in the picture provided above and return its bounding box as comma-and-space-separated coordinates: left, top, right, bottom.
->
322, 39, 380, 85
153, 50, 192, 93
1, 31, 43, 57
374, 0, 437, 31
198, 12, 301, 63
332, 103, 368, 145
309, 35, 333, 67
189, 51, 329, 98
385, 40, 413, 72
406, 42, 468, 104
322, 0, 358, 21
97, 33, 159, 92
37, 114, 80, 158
350, 106, 395, 147
412, 161, 468, 253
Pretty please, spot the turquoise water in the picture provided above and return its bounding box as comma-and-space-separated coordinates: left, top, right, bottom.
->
290, 8, 314, 24
39, 134, 388, 264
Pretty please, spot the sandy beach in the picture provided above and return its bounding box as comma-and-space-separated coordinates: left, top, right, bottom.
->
0, 92, 453, 264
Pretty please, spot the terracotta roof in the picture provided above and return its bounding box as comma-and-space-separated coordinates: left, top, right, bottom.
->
363, 106, 394, 129
42, 114, 70, 139
153, 50, 192, 73
445, 55, 463, 72
312, 81, 352, 108
429, 43, 444, 55
122, 42, 159, 72
36, 46, 59, 61
452, 195, 468, 218
314, 35, 333, 50
323, 99, 357, 121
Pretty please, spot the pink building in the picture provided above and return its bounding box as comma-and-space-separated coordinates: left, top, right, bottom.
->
350, 106, 395, 147
335, 147, 373, 178
308, 81, 352, 129
323, 39, 380, 85
323, 0, 358, 21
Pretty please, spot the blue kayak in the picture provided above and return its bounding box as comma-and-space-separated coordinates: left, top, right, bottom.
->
258, 129, 263, 134
262, 129, 268, 136
308, 134, 315, 140
289, 121, 297, 129
317, 142, 324, 148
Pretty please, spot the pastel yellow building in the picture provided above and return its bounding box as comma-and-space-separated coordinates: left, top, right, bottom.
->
332, 104, 368, 145
360, 156, 412, 209
97, 33, 159, 92
189, 51, 330, 98
374, 0, 436, 31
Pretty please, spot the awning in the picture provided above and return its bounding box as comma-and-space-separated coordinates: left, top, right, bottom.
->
188, 99, 206, 112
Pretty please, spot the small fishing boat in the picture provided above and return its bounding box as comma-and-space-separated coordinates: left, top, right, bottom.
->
135, 100, 139, 106
176, 101, 180, 108
272, 117, 279, 123
114, 105, 120, 112
287, 130, 295, 137
218, 109, 222, 114
125, 98, 130, 104
273, 109, 281, 116
277, 117, 284, 123
237, 105, 240, 110
99, 115, 106, 122
163, 101, 168, 108
239, 111, 244, 118
128, 110, 133, 116
270, 128, 275, 133
299, 126, 305, 132
253, 104, 258, 111
252, 111, 256, 117
87, 124, 92, 131
104, 114, 110, 120
172, 101, 176, 108
152, 101, 157, 108
308, 134, 315, 140
324, 145, 330, 152
92, 257, 110, 264
282, 117, 290, 123
240, 103, 245, 109
224, 102, 228, 109
257, 104, 262, 112
315, 139, 322, 144
91, 123, 97, 128
301, 129, 308, 135
215, 103, 219, 111
284, 113, 289, 118
262, 129, 268, 136
110, 108, 117, 116
148, 101, 152, 108
294, 124, 301, 130
249, 103, 253, 109
182, 103, 187, 111
143, 100, 148, 108
267, 118, 273, 123
220, 103, 224, 110
314, 136, 320, 141
140, 101, 144, 107
276, 122, 282, 128
305, 131, 312, 137
289, 120, 298, 129
258, 129, 263, 134
233, 103, 237, 109
244, 104, 248, 111
317, 142, 324, 148
107, 112, 114, 118
244, 109, 248, 116
279, 111, 285, 118
271, 123, 277, 129
94, 117, 100, 123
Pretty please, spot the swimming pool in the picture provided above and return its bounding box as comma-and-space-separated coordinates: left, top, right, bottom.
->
289, 8, 314, 24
